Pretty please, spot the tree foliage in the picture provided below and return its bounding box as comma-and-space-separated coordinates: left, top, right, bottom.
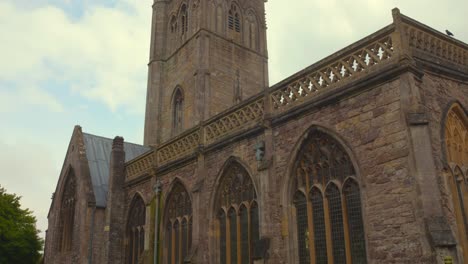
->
0, 185, 43, 264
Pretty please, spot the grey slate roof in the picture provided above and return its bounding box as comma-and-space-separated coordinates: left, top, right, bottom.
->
82, 133, 151, 208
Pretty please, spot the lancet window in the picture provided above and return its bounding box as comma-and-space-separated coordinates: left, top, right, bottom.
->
173, 88, 184, 134
293, 130, 367, 264
244, 11, 258, 51
164, 182, 192, 264
180, 4, 188, 36
125, 195, 146, 264
216, 162, 259, 264
228, 4, 241, 34
58, 172, 76, 252
444, 104, 468, 260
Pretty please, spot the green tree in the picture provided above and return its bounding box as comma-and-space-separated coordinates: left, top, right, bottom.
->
0, 185, 43, 264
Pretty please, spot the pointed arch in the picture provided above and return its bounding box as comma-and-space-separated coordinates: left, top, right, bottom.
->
244, 9, 259, 51
227, 2, 242, 41
286, 126, 367, 263
163, 180, 192, 264
444, 102, 468, 260
125, 194, 146, 264
58, 168, 76, 252
172, 86, 185, 134
214, 159, 258, 264
179, 2, 189, 38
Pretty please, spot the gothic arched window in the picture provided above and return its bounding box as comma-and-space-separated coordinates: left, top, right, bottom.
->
58, 171, 76, 252
180, 4, 188, 37
445, 104, 468, 260
293, 129, 367, 263
164, 182, 192, 264
216, 161, 258, 264
228, 3, 241, 41
244, 11, 258, 51
125, 195, 146, 264
173, 88, 184, 134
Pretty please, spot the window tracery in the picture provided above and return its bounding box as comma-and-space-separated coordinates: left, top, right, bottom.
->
228, 3, 241, 41
180, 4, 188, 37
126, 195, 146, 264
293, 130, 367, 263
164, 182, 192, 264
216, 162, 258, 264
58, 172, 76, 252
445, 104, 468, 260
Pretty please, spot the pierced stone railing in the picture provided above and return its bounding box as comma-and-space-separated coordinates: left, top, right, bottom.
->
204, 98, 265, 145
270, 33, 395, 112
157, 128, 201, 164
402, 21, 468, 67
125, 9, 468, 182
126, 151, 156, 181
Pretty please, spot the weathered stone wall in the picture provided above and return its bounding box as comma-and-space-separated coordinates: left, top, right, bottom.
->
419, 71, 468, 262
44, 127, 96, 264
125, 74, 445, 263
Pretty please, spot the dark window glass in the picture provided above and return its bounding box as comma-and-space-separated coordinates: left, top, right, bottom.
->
229, 208, 238, 264
174, 221, 180, 264
219, 210, 227, 264
327, 184, 346, 264
240, 206, 249, 263
344, 181, 367, 264
294, 192, 310, 264
310, 189, 327, 264
166, 223, 172, 264
182, 218, 188, 262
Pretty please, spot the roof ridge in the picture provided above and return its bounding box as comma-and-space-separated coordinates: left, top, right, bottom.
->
82, 132, 149, 148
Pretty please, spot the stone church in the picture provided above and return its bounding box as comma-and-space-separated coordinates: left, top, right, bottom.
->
44, 0, 468, 263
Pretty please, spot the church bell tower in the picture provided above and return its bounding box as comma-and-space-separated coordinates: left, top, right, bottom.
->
143, 0, 269, 146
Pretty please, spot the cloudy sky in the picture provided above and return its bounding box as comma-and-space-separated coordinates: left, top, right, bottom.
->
0, 0, 467, 240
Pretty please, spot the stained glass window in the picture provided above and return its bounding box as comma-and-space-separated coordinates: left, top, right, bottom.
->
216, 162, 258, 264
445, 104, 468, 261
293, 129, 366, 263
126, 195, 146, 264
164, 182, 192, 264
58, 172, 76, 252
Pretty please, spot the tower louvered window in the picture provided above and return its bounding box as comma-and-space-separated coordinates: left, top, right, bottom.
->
293, 130, 367, 263
58, 172, 76, 252
164, 182, 192, 264
444, 104, 468, 261
228, 5, 241, 33
126, 195, 146, 264
216, 162, 258, 264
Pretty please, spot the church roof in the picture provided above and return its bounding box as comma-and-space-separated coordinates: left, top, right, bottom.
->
82, 133, 151, 208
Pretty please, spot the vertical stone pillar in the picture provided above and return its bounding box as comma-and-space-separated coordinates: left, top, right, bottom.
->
400, 71, 457, 262
144, 0, 168, 146
105, 136, 126, 264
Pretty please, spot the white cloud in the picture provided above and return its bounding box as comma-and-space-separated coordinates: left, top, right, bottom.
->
0, 0, 151, 114
0, 140, 62, 238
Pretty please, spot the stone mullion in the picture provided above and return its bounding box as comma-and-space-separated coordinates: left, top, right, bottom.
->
341, 190, 352, 264
304, 168, 316, 264
323, 197, 334, 264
